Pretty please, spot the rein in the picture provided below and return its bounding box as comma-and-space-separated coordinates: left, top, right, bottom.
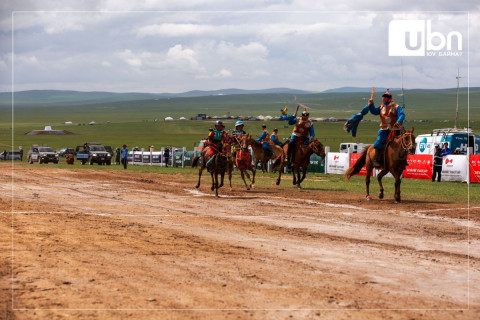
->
399, 131, 414, 151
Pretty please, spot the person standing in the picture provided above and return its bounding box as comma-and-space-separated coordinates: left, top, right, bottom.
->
164, 146, 170, 167
121, 144, 129, 169
432, 145, 443, 182
19, 146, 23, 161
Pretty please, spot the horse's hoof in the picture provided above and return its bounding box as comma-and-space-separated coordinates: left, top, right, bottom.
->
378, 193, 384, 199
211, 186, 215, 191
229, 188, 233, 192
195, 185, 200, 189
366, 196, 372, 201
246, 187, 250, 191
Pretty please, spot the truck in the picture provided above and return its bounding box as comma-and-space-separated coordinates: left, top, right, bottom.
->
75, 142, 112, 165
415, 128, 480, 155
27, 145, 59, 164
339, 142, 369, 153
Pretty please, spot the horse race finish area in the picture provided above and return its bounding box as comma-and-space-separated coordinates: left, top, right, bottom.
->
0, 163, 478, 320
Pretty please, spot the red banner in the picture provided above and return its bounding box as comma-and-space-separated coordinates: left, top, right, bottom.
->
404, 154, 433, 180
470, 155, 480, 183
349, 153, 372, 176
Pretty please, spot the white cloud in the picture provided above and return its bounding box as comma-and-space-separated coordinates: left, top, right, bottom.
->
214, 68, 232, 78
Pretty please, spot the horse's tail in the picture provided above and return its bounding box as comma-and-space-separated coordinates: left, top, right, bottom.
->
344, 146, 369, 181
191, 155, 200, 168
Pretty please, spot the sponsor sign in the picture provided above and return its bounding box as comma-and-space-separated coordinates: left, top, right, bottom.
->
326, 152, 350, 174
470, 155, 480, 183
442, 155, 468, 182
403, 154, 432, 180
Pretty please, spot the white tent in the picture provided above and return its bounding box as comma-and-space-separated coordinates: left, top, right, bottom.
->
64, 121, 72, 124
89, 121, 96, 125
44, 126, 52, 131
179, 117, 186, 120
165, 117, 174, 121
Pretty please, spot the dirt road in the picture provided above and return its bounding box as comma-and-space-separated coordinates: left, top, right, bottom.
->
1, 163, 479, 319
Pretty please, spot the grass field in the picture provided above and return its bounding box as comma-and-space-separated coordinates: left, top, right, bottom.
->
0, 88, 478, 152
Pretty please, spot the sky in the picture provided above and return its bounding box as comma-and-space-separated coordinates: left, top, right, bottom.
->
0, 1, 479, 93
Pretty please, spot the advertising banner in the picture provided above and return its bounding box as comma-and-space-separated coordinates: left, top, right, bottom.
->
470, 155, 480, 183
326, 153, 350, 174
349, 153, 373, 176
442, 155, 469, 182
403, 154, 433, 180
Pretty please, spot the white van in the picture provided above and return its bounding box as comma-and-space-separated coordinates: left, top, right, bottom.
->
339, 143, 369, 153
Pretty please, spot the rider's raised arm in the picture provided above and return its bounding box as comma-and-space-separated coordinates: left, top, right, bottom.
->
367, 102, 380, 115
280, 114, 298, 125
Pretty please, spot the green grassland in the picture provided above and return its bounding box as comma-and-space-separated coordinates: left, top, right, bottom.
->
0, 88, 478, 152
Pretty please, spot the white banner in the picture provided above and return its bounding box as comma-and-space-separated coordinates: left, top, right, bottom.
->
326, 152, 350, 174
442, 155, 469, 182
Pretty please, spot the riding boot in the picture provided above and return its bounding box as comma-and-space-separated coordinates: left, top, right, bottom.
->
373, 148, 382, 169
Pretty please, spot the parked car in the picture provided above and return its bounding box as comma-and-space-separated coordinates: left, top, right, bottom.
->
58, 148, 76, 157
75, 142, 112, 165
27, 145, 59, 164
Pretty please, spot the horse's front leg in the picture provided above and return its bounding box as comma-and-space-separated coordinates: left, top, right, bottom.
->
219, 172, 225, 189
276, 167, 282, 186
291, 166, 297, 185
214, 172, 219, 197
377, 169, 389, 199
241, 170, 250, 190
299, 166, 307, 184
250, 167, 256, 188
391, 169, 402, 203
210, 171, 215, 191
195, 158, 205, 188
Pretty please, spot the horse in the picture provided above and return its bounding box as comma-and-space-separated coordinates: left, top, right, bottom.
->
344, 127, 416, 202
228, 134, 255, 190
191, 142, 230, 197
239, 133, 284, 173
274, 139, 325, 188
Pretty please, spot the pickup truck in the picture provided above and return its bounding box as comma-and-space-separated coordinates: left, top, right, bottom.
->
76, 143, 112, 165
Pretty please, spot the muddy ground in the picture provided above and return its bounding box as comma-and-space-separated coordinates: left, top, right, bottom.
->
0, 162, 479, 319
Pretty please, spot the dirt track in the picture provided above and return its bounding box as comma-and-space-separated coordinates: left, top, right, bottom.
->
1, 163, 479, 319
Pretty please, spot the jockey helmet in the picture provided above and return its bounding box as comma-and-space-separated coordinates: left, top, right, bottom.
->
273, 128, 278, 132
262, 123, 267, 128
215, 120, 223, 126
382, 89, 392, 98
302, 110, 309, 117
235, 120, 244, 127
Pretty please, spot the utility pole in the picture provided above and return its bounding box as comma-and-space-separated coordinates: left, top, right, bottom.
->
455, 68, 463, 129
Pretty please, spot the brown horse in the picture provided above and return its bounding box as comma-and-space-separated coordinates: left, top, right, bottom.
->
345, 127, 416, 202
228, 134, 255, 190
240, 133, 284, 173
275, 139, 325, 188
191, 143, 229, 197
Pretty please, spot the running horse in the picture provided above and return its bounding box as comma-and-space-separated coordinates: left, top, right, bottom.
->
240, 133, 284, 173
228, 134, 255, 190
191, 142, 230, 197
345, 127, 416, 202
274, 139, 325, 188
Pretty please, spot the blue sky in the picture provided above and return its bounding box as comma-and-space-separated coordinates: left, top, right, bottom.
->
0, 1, 478, 92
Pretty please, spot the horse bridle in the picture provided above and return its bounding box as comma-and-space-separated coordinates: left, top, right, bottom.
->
399, 131, 414, 152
